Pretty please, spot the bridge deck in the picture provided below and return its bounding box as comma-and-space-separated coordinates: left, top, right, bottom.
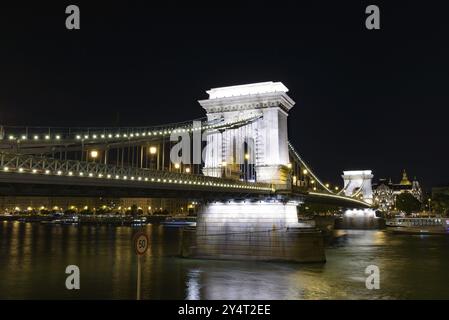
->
0, 152, 273, 198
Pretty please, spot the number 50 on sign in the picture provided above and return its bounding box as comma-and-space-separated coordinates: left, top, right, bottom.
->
134, 232, 149, 255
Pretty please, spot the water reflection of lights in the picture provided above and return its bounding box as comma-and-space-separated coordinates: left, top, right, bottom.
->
186, 269, 202, 300
192, 263, 305, 300
373, 230, 387, 245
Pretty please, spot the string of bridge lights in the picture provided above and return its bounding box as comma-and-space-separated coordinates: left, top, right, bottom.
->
2, 117, 353, 197
288, 142, 368, 201
4, 115, 261, 143
0, 161, 273, 192
2, 115, 281, 194
308, 191, 370, 206
287, 141, 335, 194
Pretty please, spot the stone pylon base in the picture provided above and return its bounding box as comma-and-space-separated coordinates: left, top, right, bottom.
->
181, 201, 326, 263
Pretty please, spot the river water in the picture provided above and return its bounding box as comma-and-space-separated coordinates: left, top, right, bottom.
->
1, 221, 449, 299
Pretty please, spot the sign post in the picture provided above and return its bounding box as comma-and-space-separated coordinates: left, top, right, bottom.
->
133, 231, 149, 300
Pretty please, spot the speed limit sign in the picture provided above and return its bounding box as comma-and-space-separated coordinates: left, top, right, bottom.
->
133, 231, 149, 255
133, 231, 149, 300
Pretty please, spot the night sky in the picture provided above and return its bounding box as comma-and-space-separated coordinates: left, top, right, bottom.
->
0, 2, 448, 190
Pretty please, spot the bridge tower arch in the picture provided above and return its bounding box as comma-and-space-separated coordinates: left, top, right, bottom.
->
341, 170, 374, 204
198, 81, 295, 186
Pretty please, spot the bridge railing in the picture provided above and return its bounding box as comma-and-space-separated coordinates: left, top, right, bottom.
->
0, 152, 273, 193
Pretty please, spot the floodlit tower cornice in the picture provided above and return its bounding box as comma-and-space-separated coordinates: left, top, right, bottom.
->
198, 81, 295, 115
342, 170, 373, 177
206, 81, 288, 99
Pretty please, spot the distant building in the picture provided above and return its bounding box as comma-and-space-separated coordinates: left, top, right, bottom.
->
372, 170, 423, 211
0, 196, 191, 215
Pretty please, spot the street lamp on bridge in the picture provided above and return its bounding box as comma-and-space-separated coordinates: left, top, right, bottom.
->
149, 146, 158, 170
149, 146, 157, 155
90, 150, 98, 162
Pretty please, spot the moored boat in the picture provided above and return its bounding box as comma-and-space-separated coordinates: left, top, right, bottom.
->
386, 217, 449, 235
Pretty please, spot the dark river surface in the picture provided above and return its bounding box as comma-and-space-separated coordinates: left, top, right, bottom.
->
1, 221, 449, 299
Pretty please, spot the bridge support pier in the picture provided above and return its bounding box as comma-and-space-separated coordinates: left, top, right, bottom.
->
181, 200, 326, 263
335, 209, 385, 229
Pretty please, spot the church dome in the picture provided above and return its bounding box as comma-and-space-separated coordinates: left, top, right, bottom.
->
399, 169, 412, 185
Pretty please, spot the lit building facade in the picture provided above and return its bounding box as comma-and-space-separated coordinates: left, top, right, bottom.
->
0, 196, 192, 215
372, 170, 423, 211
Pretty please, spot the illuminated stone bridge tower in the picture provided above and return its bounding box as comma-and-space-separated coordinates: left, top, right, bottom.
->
198, 81, 295, 186
338, 170, 382, 230
182, 82, 325, 263
342, 170, 374, 204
